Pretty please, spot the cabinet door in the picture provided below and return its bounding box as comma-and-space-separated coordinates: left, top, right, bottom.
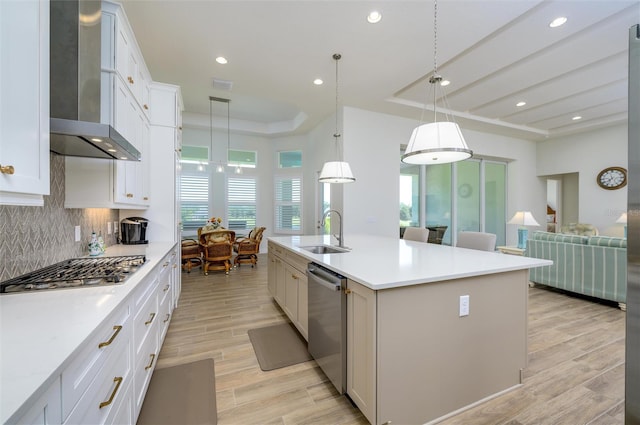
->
274, 257, 286, 305
267, 253, 277, 297
283, 263, 299, 321
296, 272, 308, 340
115, 19, 130, 83
346, 280, 377, 425
0, 0, 49, 205
11, 378, 62, 425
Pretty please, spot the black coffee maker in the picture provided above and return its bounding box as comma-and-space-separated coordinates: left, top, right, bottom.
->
120, 217, 149, 244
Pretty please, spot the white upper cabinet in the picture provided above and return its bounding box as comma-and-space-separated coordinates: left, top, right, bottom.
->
66, 1, 152, 209
0, 0, 50, 206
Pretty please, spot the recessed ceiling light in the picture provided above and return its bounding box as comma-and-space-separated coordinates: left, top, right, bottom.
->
91, 138, 102, 142
572, 115, 582, 121
440, 80, 450, 87
107, 148, 116, 153
516, 101, 526, 107
367, 10, 382, 24
313, 78, 323, 85
215, 56, 228, 64
120, 156, 128, 160
549, 17, 567, 28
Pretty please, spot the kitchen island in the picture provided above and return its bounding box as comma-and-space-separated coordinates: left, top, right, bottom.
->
268, 235, 551, 425
0, 242, 179, 425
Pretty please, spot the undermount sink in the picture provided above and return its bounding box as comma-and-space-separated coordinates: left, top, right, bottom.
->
301, 245, 349, 254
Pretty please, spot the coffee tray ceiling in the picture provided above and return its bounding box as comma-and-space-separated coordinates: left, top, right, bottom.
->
120, 0, 639, 140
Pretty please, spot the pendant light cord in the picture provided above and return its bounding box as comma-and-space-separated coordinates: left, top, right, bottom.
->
432, 0, 439, 124
333, 53, 341, 161
209, 97, 213, 163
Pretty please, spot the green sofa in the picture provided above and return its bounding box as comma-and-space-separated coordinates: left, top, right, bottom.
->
526, 231, 627, 308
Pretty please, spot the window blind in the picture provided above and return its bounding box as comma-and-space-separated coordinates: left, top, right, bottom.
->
275, 176, 302, 233
180, 173, 209, 229
227, 177, 256, 230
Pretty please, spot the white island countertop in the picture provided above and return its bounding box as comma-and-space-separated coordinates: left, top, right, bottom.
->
269, 235, 552, 290
0, 242, 175, 424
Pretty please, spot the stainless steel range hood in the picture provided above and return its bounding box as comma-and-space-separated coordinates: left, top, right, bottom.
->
50, 0, 140, 161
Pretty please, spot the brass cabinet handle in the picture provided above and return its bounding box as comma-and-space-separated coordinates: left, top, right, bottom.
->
163, 313, 170, 323
145, 312, 156, 325
144, 353, 156, 370
163, 284, 170, 292
0, 164, 15, 174
99, 377, 123, 409
291, 274, 298, 279
143, 104, 149, 110
127, 76, 134, 84
178, 126, 182, 130
173, 264, 178, 269
344, 288, 352, 295
163, 262, 169, 267
98, 325, 123, 348
126, 193, 133, 198
143, 196, 149, 201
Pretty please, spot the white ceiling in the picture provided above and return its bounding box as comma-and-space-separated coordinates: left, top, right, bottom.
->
119, 0, 640, 141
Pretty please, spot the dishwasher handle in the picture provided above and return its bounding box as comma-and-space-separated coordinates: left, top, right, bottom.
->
307, 265, 342, 291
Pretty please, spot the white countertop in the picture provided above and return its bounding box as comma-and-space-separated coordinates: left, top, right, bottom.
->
0, 242, 175, 424
269, 235, 552, 290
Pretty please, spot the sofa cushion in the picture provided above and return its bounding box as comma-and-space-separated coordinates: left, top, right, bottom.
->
530, 231, 588, 245
560, 223, 599, 236
588, 236, 627, 248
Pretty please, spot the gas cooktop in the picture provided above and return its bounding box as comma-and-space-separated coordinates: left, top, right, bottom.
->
0, 255, 146, 294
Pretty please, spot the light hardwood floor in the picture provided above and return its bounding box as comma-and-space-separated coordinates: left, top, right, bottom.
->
156, 254, 625, 425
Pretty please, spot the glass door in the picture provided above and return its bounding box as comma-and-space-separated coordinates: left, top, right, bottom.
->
317, 180, 331, 235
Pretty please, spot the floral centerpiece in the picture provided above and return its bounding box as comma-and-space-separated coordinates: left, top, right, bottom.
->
204, 216, 223, 231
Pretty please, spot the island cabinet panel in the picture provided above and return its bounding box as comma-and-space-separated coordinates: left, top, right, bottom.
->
346, 280, 377, 425
267, 242, 309, 340
375, 270, 528, 425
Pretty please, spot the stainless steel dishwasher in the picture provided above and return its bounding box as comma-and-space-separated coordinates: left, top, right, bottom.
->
307, 262, 347, 394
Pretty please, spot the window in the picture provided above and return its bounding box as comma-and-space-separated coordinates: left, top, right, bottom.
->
227, 177, 256, 230
180, 170, 209, 229
228, 149, 257, 168
278, 151, 302, 168
181, 145, 208, 163
400, 163, 420, 230
275, 176, 302, 233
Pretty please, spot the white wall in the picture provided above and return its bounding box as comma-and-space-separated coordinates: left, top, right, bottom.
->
181, 126, 275, 240
342, 107, 411, 238
537, 124, 627, 236
181, 106, 547, 247
341, 107, 544, 245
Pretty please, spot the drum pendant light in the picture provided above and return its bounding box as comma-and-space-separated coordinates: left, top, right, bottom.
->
319, 53, 356, 183
402, 0, 472, 165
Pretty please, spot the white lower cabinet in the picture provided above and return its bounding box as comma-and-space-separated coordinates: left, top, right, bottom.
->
346, 280, 376, 424
64, 337, 132, 425
61, 303, 131, 420
267, 242, 309, 340
267, 253, 277, 296
14, 246, 181, 425
10, 378, 62, 425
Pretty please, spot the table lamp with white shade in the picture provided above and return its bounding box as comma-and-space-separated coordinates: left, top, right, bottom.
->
617, 212, 627, 238
508, 211, 540, 249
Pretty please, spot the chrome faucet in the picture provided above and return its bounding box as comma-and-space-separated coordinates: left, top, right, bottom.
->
322, 209, 344, 248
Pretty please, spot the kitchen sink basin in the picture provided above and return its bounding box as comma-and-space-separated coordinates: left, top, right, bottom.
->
301, 245, 349, 254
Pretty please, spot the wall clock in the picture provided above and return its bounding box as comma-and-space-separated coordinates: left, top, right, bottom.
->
597, 166, 627, 190
458, 183, 473, 198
